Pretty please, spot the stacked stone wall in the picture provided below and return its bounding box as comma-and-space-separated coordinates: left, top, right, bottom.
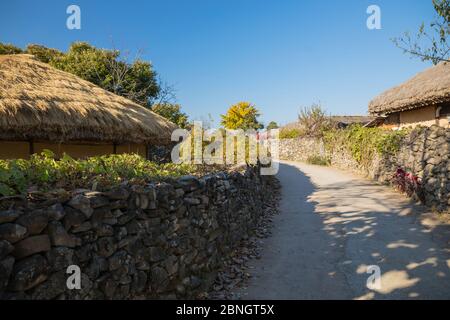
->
0, 166, 273, 299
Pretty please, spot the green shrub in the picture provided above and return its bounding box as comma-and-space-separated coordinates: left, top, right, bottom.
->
0, 150, 199, 196
306, 155, 330, 166
0, 43, 23, 55
279, 128, 301, 139
323, 125, 408, 166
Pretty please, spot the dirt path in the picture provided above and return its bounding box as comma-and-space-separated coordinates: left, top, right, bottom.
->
237, 161, 450, 300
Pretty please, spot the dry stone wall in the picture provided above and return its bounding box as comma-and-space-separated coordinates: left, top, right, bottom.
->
279, 125, 450, 212
0, 165, 273, 299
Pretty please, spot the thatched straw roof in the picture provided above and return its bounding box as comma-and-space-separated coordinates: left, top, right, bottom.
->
369, 61, 450, 115
0, 54, 177, 144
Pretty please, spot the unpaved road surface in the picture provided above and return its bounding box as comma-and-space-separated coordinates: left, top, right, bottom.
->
237, 161, 450, 300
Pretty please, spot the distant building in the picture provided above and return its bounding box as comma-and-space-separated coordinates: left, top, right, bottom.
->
328, 116, 375, 129
0, 54, 176, 159
283, 115, 375, 131
368, 61, 450, 129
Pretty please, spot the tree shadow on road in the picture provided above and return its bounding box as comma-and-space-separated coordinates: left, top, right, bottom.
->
239, 163, 354, 299
242, 162, 450, 300
288, 162, 450, 300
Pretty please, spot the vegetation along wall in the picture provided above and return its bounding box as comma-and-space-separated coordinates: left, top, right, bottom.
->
279, 125, 450, 212
0, 141, 147, 160
0, 165, 273, 299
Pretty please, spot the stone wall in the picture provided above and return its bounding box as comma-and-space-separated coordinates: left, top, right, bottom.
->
279, 125, 450, 212
276, 137, 326, 163
0, 165, 273, 299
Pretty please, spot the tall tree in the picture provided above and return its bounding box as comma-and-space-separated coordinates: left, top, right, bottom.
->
266, 121, 279, 130
0, 41, 163, 108
392, 0, 450, 64
151, 103, 189, 128
49, 42, 160, 107
221, 102, 264, 130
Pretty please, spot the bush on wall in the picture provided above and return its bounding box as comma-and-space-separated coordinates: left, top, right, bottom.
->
279, 128, 302, 139
323, 125, 409, 166
0, 151, 198, 196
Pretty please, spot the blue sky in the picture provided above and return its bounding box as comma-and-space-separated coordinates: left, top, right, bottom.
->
0, 0, 436, 126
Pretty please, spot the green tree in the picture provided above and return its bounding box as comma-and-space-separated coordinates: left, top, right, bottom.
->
220, 102, 264, 130
26, 44, 63, 63
0, 43, 23, 54
392, 0, 449, 64
0, 41, 162, 107
49, 42, 160, 106
49, 42, 115, 86
151, 103, 189, 128
266, 121, 279, 130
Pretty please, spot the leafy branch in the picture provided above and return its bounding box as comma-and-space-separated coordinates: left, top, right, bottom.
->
392, 0, 450, 64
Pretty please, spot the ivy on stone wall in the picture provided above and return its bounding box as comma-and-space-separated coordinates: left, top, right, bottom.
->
323, 125, 409, 166
279, 125, 450, 212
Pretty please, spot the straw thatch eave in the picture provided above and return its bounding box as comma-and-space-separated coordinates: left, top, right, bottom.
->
368, 61, 450, 116
0, 54, 177, 145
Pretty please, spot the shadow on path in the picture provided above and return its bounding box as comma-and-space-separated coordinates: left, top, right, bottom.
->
237, 162, 450, 300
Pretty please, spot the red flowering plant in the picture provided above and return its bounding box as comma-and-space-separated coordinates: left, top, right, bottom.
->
392, 167, 424, 202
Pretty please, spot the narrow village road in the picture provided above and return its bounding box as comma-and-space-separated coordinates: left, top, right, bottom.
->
237, 161, 450, 300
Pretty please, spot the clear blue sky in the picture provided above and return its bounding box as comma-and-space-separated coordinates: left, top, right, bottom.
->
0, 0, 436, 126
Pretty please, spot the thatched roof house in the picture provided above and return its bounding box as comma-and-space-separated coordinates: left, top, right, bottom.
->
368, 61, 450, 129
283, 115, 374, 131
0, 54, 176, 159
